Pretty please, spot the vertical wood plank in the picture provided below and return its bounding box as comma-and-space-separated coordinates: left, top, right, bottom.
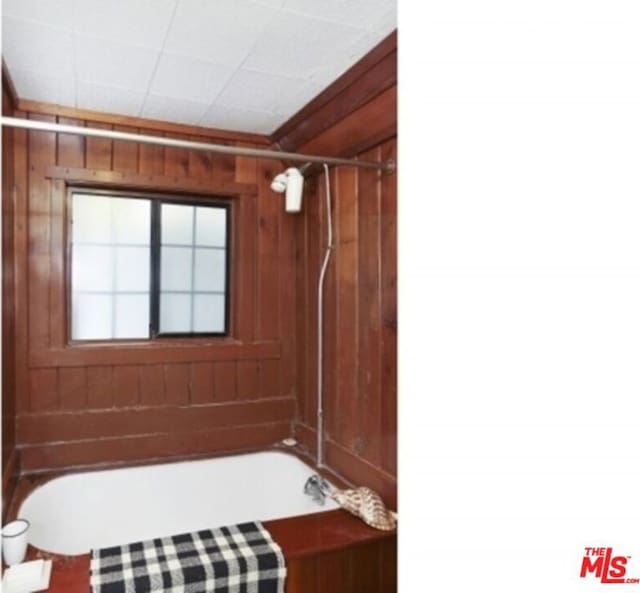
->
138, 143, 164, 175
85, 122, 113, 170
112, 366, 140, 407
304, 176, 320, 428
236, 360, 259, 400
59, 367, 88, 410
214, 361, 236, 401
27, 113, 56, 352
379, 538, 397, 593
350, 543, 381, 593
164, 364, 190, 405
285, 558, 317, 593
294, 202, 307, 423
278, 184, 297, 399
188, 136, 212, 182
210, 139, 235, 182
256, 159, 280, 341
234, 144, 257, 184
13, 118, 29, 414
335, 167, 358, 450
139, 365, 165, 405
29, 369, 58, 412
236, 195, 257, 341
190, 362, 214, 404
112, 125, 139, 173
258, 359, 280, 399
380, 139, 397, 475
316, 550, 352, 593
56, 116, 85, 168
356, 146, 382, 465
87, 366, 113, 409
49, 179, 65, 348
164, 132, 189, 178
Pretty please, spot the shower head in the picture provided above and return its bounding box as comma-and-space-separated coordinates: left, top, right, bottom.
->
270, 167, 304, 213
270, 173, 288, 193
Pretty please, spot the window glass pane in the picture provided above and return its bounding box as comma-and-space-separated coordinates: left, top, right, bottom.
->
72, 194, 112, 243
72, 293, 113, 340
114, 294, 149, 338
116, 247, 150, 292
160, 246, 193, 291
112, 198, 150, 245
160, 293, 192, 333
161, 204, 194, 245
72, 245, 114, 292
193, 248, 226, 292
193, 294, 225, 333
195, 207, 226, 247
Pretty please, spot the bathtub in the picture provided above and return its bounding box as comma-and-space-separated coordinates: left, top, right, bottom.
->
18, 450, 339, 555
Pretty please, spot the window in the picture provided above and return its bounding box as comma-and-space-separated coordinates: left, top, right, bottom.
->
70, 191, 230, 340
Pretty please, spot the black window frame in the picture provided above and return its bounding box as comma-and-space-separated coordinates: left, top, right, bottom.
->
68, 187, 231, 342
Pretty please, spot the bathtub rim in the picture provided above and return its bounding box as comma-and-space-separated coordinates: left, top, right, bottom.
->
6, 443, 355, 545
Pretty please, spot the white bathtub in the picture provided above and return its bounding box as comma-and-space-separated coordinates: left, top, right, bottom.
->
19, 450, 339, 555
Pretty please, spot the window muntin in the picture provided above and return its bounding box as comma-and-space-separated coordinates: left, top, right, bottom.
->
70, 191, 229, 341
157, 203, 228, 335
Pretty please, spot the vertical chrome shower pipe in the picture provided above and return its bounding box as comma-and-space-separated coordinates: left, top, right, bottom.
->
317, 164, 334, 467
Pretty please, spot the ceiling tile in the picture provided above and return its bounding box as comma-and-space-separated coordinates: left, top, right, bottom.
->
77, 81, 146, 117
73, 0, 177, 50
9, 68, 76, 105
2, 0, 396, 135
141, 94, 210, 125
282, 0, 391, 29
200, 103, 285, 134
366, 5, 397, 36
75, 34, 159, 91
216, 68, 322, 115
164, 0, 276, 67
249, 0, 286, 7
310, 29, 390, 84
2, 17, 74, 78
242, 11, 365, 79
149, 53, 235, 103
2, 0, 74, 30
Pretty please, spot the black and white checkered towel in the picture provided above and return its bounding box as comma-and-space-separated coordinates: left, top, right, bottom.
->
90, 521, 286, 593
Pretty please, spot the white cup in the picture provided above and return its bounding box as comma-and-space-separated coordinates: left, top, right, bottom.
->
2, 519, 30, 566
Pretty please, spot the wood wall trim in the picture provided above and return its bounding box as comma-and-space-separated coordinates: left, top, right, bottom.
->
294, 420, 397, 510
270, 31, 396, 153
20, 421, 291, 472
298, 86, 396, 161
17, 398, 295, 444
2, 59, 18, 112
45, 165, 257, 197
29, 341, 280, 368
16, 99, 270, 145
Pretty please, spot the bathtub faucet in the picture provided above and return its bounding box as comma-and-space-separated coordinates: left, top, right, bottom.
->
304, 474, 332, 505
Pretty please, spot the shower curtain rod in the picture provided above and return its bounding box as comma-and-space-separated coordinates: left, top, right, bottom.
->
1, 116, 395, 172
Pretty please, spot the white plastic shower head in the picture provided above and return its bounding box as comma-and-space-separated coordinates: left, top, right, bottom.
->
270, 168, 304, 213
270, 173, 287, 193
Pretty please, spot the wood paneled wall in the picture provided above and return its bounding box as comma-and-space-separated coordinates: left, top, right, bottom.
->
3, 75, 19, 513
8, 109, 298, 473
4, 33, 397, 517
292, 96, 397, 509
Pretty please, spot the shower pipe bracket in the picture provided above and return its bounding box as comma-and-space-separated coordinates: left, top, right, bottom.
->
0, 116, 395, 173
383, 159, 397, 174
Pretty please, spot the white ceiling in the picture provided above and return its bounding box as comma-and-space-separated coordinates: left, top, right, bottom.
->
2, 0, 396, 135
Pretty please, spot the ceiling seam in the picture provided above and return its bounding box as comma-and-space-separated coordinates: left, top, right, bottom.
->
138, 0, 181, 118
196, 1, 287, 127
